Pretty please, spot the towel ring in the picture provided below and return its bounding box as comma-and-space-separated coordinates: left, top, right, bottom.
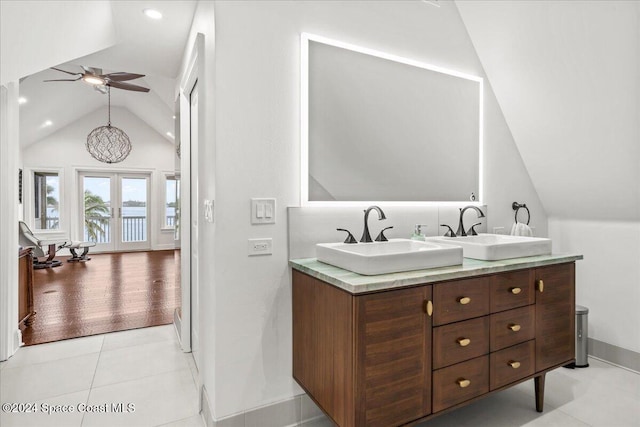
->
512, 202, 530, 225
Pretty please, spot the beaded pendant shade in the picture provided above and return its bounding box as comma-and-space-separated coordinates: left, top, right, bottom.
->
86, 87, 131, 164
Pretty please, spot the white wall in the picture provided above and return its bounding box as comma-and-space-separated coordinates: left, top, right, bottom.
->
176, 0, 218, 417
549, 218, 640, 353
457, 1, 640, 354
0, 83, 20, 360
206, 0, 544, 419
21, 106, 176, 250
457, 0, 640, 222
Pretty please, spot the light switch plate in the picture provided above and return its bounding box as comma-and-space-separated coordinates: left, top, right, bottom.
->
251, 198, 276, 224
248, 238, 273, 256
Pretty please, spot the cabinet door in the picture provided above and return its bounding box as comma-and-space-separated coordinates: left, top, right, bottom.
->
535, 263, 575, 371
356, 286, 432, 427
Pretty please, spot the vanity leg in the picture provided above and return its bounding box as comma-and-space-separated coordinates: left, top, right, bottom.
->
534, 373, 546, 412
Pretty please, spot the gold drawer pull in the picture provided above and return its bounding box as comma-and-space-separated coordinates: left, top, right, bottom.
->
508, 324, 521, 332
537, 279, 544, 292
509, 361, 521, 369
457, 338, 471, 347
458, 296, 471, 305
425, 300, 433, 317
510, 287, 522, 295
457, 378, 471, 388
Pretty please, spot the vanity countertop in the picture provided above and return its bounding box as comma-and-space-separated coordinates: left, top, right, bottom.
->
289, 253, 583, 294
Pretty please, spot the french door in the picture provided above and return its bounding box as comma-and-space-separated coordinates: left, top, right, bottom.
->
79, 171, 150, 252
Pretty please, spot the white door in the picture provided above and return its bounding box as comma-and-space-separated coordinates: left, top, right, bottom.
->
80, 172, 150, 252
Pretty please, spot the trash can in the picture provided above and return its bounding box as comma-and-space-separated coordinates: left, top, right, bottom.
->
575, 305, 589, 368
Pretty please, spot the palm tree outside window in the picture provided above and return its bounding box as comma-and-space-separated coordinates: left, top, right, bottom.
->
84, 190, 109, 242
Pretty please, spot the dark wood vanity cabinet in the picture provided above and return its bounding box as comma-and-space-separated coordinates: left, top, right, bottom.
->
292, 262, 576, 427
355, 285, 432, 426
534, 263, 575, 371
293, 271, 432, 427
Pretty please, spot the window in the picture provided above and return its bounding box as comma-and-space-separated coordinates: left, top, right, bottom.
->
165, 175, 178, 228
34, 171, 60, 230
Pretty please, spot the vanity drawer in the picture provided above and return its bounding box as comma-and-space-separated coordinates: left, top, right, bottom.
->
490, 340, 535, 390
490, 305, 535, 352
433, 277, 489, 326
433, 317, 489, 369
433, 356, 489, 413
490, 270, 535, 313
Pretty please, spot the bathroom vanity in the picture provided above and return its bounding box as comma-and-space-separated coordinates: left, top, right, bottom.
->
290, 254, 582, 426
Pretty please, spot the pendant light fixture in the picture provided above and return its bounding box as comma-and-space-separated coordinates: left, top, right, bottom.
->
86, 86, 132, 164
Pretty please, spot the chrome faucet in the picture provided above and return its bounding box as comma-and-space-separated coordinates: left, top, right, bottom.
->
361, 206, 386, 243
456, 206, 485, 237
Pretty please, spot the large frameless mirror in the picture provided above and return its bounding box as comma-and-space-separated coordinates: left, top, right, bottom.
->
301, 33, 484, 205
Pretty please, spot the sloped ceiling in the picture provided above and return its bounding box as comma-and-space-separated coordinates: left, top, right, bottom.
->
1, 1, 196, 147
456, 0, 640, 221
0, 1, 116, 86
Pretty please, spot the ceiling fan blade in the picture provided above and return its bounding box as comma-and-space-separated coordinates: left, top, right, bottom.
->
104, 72, 145, 82
43, 77, 82, 82
50, 67, 81, 76
107, 81, 150, 92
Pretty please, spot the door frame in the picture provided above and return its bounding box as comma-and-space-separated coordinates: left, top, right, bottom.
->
175, 33, 204, 354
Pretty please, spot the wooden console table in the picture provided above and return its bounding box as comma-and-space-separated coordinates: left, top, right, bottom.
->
19, 248, 36, 327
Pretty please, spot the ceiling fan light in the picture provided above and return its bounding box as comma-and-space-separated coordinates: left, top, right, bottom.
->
143, 8, 162, 20
83, 75, 106, 85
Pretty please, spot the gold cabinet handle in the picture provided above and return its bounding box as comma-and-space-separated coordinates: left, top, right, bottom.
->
509, 360, 521, 369
458, 296, 471, 305
457, 378, 471, 388
537, 279, 544, 292
457, 338, 471, 347
510, 287, 522, 295
425, 300, 433, 317
508, 324, 521, 332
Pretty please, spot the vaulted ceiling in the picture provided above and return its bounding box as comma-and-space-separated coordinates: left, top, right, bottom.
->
1, 1, 197, 147
456, 1, 639, 221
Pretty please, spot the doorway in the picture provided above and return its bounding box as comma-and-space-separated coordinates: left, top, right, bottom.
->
79, 171, 151, 252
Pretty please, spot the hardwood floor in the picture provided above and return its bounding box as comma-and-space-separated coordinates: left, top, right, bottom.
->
22, 250, 179, 346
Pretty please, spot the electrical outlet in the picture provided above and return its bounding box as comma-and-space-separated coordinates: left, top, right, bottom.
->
493, 227, 505, 235
248, 238, 273, 256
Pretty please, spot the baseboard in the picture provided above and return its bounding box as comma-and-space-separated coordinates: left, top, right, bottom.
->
154, 244, 176, 251
210, 394, 323, 427
589, 338, 640, 372
201, 386, 214, 427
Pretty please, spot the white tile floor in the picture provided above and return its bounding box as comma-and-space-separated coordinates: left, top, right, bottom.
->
0, 325, 202, 427
2, 326, 639, 427
302, 358, 640, 427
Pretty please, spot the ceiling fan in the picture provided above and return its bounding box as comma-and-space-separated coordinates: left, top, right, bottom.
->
44, 66, 150, 93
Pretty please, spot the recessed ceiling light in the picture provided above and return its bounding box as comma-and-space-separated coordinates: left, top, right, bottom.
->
43, 120, 53, 127
143, 8, 162, 20
18, 97, 28, 105
166, 132, 174, 139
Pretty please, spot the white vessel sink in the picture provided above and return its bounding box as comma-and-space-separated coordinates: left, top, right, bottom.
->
316, 238, 463, 276
431, 234, 552, 261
